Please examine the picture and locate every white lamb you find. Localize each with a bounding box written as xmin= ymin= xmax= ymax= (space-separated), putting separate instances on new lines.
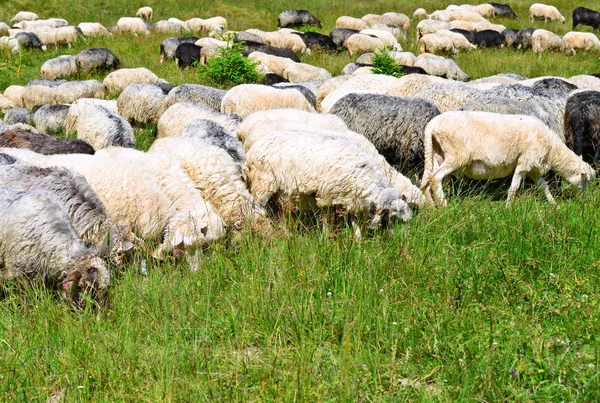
xmin=78 ymin=22 xmax=110 ymax=37
xmin=563 ymin=32 xmax=600 ymax=52
xmin=115 ymin=17 xmax=149 ymax=35
xmin=246 ymin=131 xmax=412 ymax=234
xmin=220 ymin=84 xmax=315 ymax=119
xmin=420 ymin=111 xmax=595 ymax=206
xmin=136 ymin=7 xmax=153 ymax=21
xmin=529 ymin=3 xmax=565 ymax=23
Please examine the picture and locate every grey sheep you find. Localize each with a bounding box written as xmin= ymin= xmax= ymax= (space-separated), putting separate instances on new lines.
xmin=75 ymin=48 xmax=120 ymax=74
xmin=277 ymin=10 xmax=321 ymax=29
xmin=329 ymin=93 xmax=440 ymax=172
xmin=159 ymin=37 xmax=199 ymax=62
xmin=4 ymin=108 xmax=31 ymax=125
xmin=330 ymin=28 xmax=360 ymax=48
xmin=14 ymin=31 xmax=46 ymax=50
xmin=0 ymin=128 xmax=95 ymax=154
xmin=167 ymin=84 xmax=226 ymax=111
xmin=532 ymin=77 xmax=578 ymax=95
xmin=0 ymin=164 xmax=135 ymax=263
xmin=181 ymin=119 xmax=245 ymax=166
xmin=31 ymin=104 xmax=70 ymax=134
xmin=0 ymin=186 xmax=110 ymax=299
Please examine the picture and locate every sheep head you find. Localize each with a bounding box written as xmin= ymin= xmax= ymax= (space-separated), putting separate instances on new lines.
xmin=61 ymin=256 xmax=110 ymax=304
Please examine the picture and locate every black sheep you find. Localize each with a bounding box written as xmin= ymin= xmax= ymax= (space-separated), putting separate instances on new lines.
xmin=565 ymin=91 xmax=600 ymax=162
xmin=472 ymin=30 xmax=505 ymax=47
xmin=277 ymin=10 xmax=321 ymax=29
xmin=292 ymin=32 xmax=337 ymax=51
xmin=174 ymin=43 xmax=202 ymax=69
xmin=572 ymin=7 xmax=600 ymax=31
xmin=488 ymin=2 xmax=518 ymax=19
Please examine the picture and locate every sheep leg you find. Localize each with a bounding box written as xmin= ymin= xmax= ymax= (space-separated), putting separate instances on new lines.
xmin=430 ymin=162 xmax=457 ymax=207
xmin=527 ymin=172 xmax=556 ymax=205
xmin=506 ymin=169 xmax=526 ymax=205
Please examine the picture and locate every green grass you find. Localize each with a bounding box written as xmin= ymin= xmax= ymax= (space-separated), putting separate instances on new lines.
xmin=2 ymin=0 xmax=600 ymax=401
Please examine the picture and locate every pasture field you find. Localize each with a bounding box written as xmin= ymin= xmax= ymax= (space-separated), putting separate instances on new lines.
xmin=1 ymin=0 xmax=600 ymax=401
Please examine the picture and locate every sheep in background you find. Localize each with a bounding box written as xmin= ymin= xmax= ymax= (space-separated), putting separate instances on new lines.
xmin=136 ymin=7 xmax=153 ymax=21
xmin=115 ymin=17 xmax=149 ymax=35
xmin=516 ymin=28 xmax=536 ymax=49
xmin=157 ymin=102 xmax=241 ymax=138
xmin=78 ymin=22 xmax=110 ymax=37
xmin=532 ymin=29 xmax=575 ymax=55
xmin=563 ymin=32 xmax=600 ymax=52
xmin=149 ymin=136 xmax=263 ymax=230
xmin=153 ymin=20 xmax=184 ymax=35
xmin=572 ymin=7 xmax=600 ymax=31
xmin=278 ymin=10 xmax=321 ymax=28
xmin=0 ymin=128 xmax=95 ymax=154
xmin=417 ymin=20 xmax=453 ymax=40
xmin=421 ymin=111 xmax=594 ymax=206
xmin=75 ymin=48 xmax=120 ymax=74
xmin=336 ymin=16 xmax=369 ymax=31
xmin=419 ymin=33 xmax=458 ymax=57
xmin=159 ymin=37 xmax=199 ymax=62
xmin=264 ymin=30 xmax=309 ymax=54
xmin=185 ymin=16 xmax=227 ymax=33
xmin=359 ymin=29 xmax=401 ymax=49
xmin=282 ymin=62 xmax=331 ymax=83
xmin=248 ymin=51 xmax=294 ymax=76
xmin=32 ymin=104 xmax=70 ymax=134
xmin=167 ymin=84 xmax=226 ymax=111
xmin=15 ymin=18 xmax=68 ymax=30
xmin=564 ymin=91 xmax=600 ymax=162
xmin=329 ymin=28 xmax=360 ymax=48
xmin=0 ymin=36 xmax=20 ymax=56
xmin=103 ymin=67 xmax=159 ymax=95
xmin=329 ymin=93 xmax=440 ymax=172
xmin=346 ymin=34 xmax=387 ymax=55
xmin=67 ymin=104 xmax=135 ymax=150
xmin=489 ymin=3 xmax=518 ymax=19
xmin=21 ymin=80 xmax=105 ymax=109
xmin=529 ymin=3 xmax=565 ymax=23
xmin=0 ymin=163 xmax=135 ymax=263
xmin=0 ymin=186 xmax=110 ymax=300
xmin=246 ymin=131 xmax=412 ymax=234
xmin=117 ymin=84 xmax=172 ymax=125
xmin=293 ymin=31 xmax=337 ymax=52
xmin=10 ymin=11 xmax=39 ymax=24
xmin=174 ymin=43 xmax=202 ymax=69
xmin=4 ymin=108 xmax=31 ymax=125
xmin=381 ymin=12 xmax=411 ymax=31
xmin=414 ymin=9 xmax=429 ymax=20
xmin=40 ymin=55 xmax=78 ymax=79
xmin=14 ymin=31 xmax=46 ymax=51
xmin=221 ymin=84 xmax=315 ymax=119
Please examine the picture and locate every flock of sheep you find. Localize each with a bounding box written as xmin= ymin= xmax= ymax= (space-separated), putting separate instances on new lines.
xmin=0 ymin=3 xmax=599 ymax=305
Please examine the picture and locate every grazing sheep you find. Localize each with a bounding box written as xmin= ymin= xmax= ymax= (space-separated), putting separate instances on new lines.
xmin=54 ymin=26 xmax=82 ymax=47
xmin=281 ymin=62 xmax=332 ymax=83
xmin=14 ymin=31 xmax=46 ymax=51
xmin=0 ymin=186 xmax=110 ymax=298
xmin=273 ymin=83 xmax=317 ymax=108
xmin=103 ymin=67 xmax=159 ymax=95
xmin=532 ymin=29 xmax=575 ymax=55
xmin=336 ymin=16 xmax=369 ymax=31
xmin=167 ymin=84 xmax=226 ymax=111
xmin=469 ymin=4 xmax=496 ymax=18
xmin=117 ymin=84 xmax=171 ymax=125
xmin=434 ymin=29 xmax=477 ymax=51
xmin=221 ymin=84 xmax=315 ymax=119
xmin=159 ymin=37 xmax=199 ymax=62
xmin=563 ymin=31 xmax=600 ymax=52
xmin=75 ymin=48 xmax=120 ymax=74
xmin=0 ymin=95 xmax=14 ymax=114
xmin=180 ymin=119 xmax=245 ymax=165
xmin=414 ymin=8 xmax=429 ymax=20
xmin=246 ymin=131 xmax=412 ymax=232
xmin=10 ymin=11 xmax=39 ymax=24
xmin=40 ymin=55 xmax=78 ymax=79
xmin=419 ymin=33 xmax=457 ymax=56
xmin=381 ymin=12 xmax=411 ymax=31
xmin=136 ymin=7 xmax=153 ymax=21
xmin=248 ymin=51 xmax=293 ymax=76
xmin=278 ymin=10 xmax=321 ymax=28
xmin=0 ymin=163 xmax=134 ymax=262
xmin=78 ymin=22 xmax=110 ymax=37
xmin=174 ymin=43 xmax=202 ymax=69
xmin=67 ymin=104 xmax=135 ymax=150
xmin=329 ymin=93 xmax=440 ymax=172
xmin=149 ymin=136 xmax=261 ymax=230
xmin=0 ymin=36 xmax=20 ymax=56
xmin=157 ymin=102 xmax=242 ymax=138
xmin=4 ymin=108 xmax=31 ymax=125
xmin=346 ymin=33 xmax=386 ymax=56
xmin=359 ymin=29 xmax=401 ymax=49
xmin=488 ymin=2 xmax=518 ymax=19
xmin=417 ymin=20 xmax=453 ymax=40
xmin=263 ymin=73 xmax=289 ymax=85
xmin=263 ymin=30 xmax=308 ymax=54
xmin=115 ymin=17 xmax=149 ymax=35
xmin=16 ymin=18 xmax=68 ymax=30
xmin=31 ymin=104 xmax=70 ymax=134
xmin=572 ymin=7 xmax=600 ymax=31
xmin=471 ymin=29 xmax=505 ymax=47
xmin=448 ymin=10 xmax=487 ymax=22
xmin=413 ymin=55 xmax=469 ymax=81
xmin=21 ymin=80 xmax=105 ymax=110
xmin=186 ymin=17 xmax=227 ymax=33
xmin=529 ymin=3 xmax=565 ymax=23
xmin=2 ymin=86 xmax=24 ymax=108
xmin=421 ymin=111 xmax=594 ymax=206
xmin=0 ymin=128 xmax=95 ymax=154
xmin=503 ymin=28 xmax=519 ymax=47
xmin=65 ymin=98 xmax=117 ymax=133
xmin=516 ymin=28 xmax=537 ymax=49
xmin=564 ymin=91 xmax=600 ymax=162
xmin=329 ymin=28 xmax=360 ymax=48
xmin=153 ymin=20 xmax=184 ymax=34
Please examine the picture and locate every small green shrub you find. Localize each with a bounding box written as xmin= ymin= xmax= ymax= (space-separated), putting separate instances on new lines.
xmin=197 ymin=34 xmax=262 ymax=88
xmin=296 ymin=25 xmax=321 ymax=33
xmin=370 ymin=46 xmax=404 ymax=78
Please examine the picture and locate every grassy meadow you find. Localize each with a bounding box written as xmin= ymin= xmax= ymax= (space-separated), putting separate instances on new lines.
xmin=1 ymin=0 xmax=600 ymax=401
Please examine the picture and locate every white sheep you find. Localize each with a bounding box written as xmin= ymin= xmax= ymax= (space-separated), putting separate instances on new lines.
xmin=157 ymin=102 xmax=241 ymax=138
xmin=0 ymin=185 xmax=110 ymax=298
xmin=152 ymin=20 xmax=183 ymax=34
xmin=186 ymin=16 xmax=227 ymax=32
xmin=21 ymin=80 xmax=105 ymax=109
xmin=0 ymin=36 xmax=20 ymax=56
xmin=413 ymin=54 xmax=470 ymax=81
xmin=115 ymin=17 xmax=149 ymax=35
xmin=282 ymin=62 xmax=332 ymax=83
xmin=420 ymin=111 xmax=594 ymax=206
xmin=248 ymin=51 xmax=294 ymax=76
xmin=359 ymin=29 xmax=401 ymax=49
xmin=78 ymin=22 xmax=110 ymax=37
xmin=2 ymin=85 xmax=24 ymax=108
xmin=68 ymin=103 xmax=136 ymax=150
xmin=149 ymin=136 xmax=263 ymax=230
xmin=264 ymin=30 xmax=309 ymax=54
xmin=435 ymin=29 xmax=476 ymax=51
xmin=563 ymin=32 xmax=600 ymax=52
xmin=40 ymin=55 xmax=78 ymax=79
xmin=381 ymin=12 xmax=411 ymax=31
xmin=117 ymin=84 xmax=172 ymax=125
xmin=10 ymin=11 xmax=39 ymax=24
xmin=532 ymin=29 xmax=575 ymax=55
xmin=0 ymin=94 xmax=15 ymax=113
xmin=336 ymin=16 xmax=369 ymax=31
xmin=417 ymin=19 xmax=454 ymax=40
xmin=136 ymin=7 xmax=153 ymax=21
xmin=529 ymin=3 xmax=565 ymax=23
xmin=448 ymin=10 xmax=487 ymax=22
xmin=102 ymin=67 xmax=159 ymax=95
xmin=346 ymin=33 xmax=386 ymax=56
xmin=469 ymin=4 xmax=496 ymax=18
xmin=65 ymin=98 xmax=117 ymax=133
xmin=220 ymin=84 xmax=315 ymax=119
xmin=414 ymin=8 xmax=429 ymax=20
xmin=419 ymin=33 xmax=458 ymax=56
xmin=246 ymin=131 xmax=412 ymax=233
